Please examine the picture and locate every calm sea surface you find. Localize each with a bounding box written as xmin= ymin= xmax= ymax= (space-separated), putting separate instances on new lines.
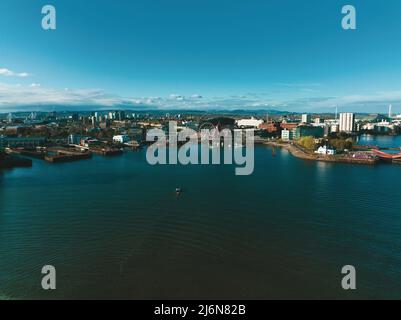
xmin=1 ymin=136 xmax=401 ymax=299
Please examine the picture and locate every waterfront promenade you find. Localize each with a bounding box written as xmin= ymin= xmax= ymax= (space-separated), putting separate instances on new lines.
xmin=263 ymin=141 xmax=379 ymax=165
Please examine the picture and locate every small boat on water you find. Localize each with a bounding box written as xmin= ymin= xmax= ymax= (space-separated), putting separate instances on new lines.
xmin=176 ymin=188 xmax=182 ymax=194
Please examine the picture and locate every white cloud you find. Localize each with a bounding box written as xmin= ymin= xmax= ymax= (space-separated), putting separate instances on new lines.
xmin=0 ymin=82 xmax=400 ymax=113
xmin=0 ymin=68 xmax=29 ymax=78
xmin=0 ymin=84 xmax=126 ymax=109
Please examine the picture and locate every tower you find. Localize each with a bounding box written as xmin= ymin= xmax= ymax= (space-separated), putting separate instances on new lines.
xmin=29 ymin=112 xmax=37 ymax=120
xmin=339 ymin=113 xmax=355 ymax=133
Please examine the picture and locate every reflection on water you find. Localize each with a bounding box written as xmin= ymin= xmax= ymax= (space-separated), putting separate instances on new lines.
xmin=357 ymin=134 xmax=401 ymax=148
xmin=316 ymin=161 xmax=330 ymax=174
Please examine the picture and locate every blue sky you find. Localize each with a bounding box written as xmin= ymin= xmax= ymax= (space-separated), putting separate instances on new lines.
xmin=1 ymin=0 xmax=401 ymax=113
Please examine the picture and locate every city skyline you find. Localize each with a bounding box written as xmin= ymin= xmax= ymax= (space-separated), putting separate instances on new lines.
xmin=2 ymin=0 xmax=401 ymax=113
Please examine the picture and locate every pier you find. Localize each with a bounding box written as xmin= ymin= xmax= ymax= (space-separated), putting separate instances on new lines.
xmin=45 ymin=147 xmax=92 ymax=163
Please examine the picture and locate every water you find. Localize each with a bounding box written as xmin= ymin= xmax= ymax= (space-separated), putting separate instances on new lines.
xmin=1 ymin=145 xmax=401 ymax=299
xmin=357 ymin=134 xmax=401 ymax=149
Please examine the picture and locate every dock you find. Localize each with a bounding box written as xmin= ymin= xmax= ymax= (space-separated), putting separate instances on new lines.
xmin=44 ymin=147 xmax=92 ymax=163
xmin=90 ymin=147 xmax=123 ymax=156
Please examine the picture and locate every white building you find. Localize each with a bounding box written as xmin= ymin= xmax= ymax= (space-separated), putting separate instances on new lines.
xmin=236 ymin=117 xmax=264 ymax=128
xmin=113 ymin=135 xmax=131 ymax=144
xmin=362 ymin=123 xmax=375 ymax=131
xmin=281 ymin=129 xmax=292 ymax=141
xmin=330 ymin=124 xmax=339 ymax=133
xmin=301 ymin=114 xmax=311 ymax=124
xmin=315 ymin=146 xmax=336 ymax=155
xmin=339 ymin=113 xmax=355 ymax=133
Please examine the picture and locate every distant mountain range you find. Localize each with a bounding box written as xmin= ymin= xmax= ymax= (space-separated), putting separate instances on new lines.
xmin=0 ymin=106 xmax=392 ymax=119
xmin=0 ymin=107 xmax=291 ymax=117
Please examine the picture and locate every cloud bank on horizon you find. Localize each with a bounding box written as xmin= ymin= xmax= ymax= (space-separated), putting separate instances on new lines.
xmin=0 ymin=81 xmax=399 ymax=114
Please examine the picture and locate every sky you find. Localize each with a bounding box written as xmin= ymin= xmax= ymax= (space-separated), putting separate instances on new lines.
xmin=1 ymin=0 xmax=401 ymax=113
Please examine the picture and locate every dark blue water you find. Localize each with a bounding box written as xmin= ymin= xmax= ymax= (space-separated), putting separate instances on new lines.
xmin=357 ymin=134 xmax=401 ymax=149
xmin=1 ymin=145 xmax=401 ymax=299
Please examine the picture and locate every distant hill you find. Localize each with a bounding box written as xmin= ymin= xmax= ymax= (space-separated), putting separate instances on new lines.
xmin=0 ymin=107 xmax=291 ymax=118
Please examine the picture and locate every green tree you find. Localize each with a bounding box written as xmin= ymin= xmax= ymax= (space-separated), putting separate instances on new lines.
xmin=298 ymin=136 xmax=316 ymax=151
xmin=329 ymin=138 xmax=353 ymax=151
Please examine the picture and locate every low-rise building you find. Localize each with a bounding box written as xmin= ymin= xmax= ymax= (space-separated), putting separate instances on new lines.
xmin=280 ymin=122 xmax=299 ymax=131
xmin=236 ymin=117 xmax=264 ymax=129
xmin=0 ymin=136 xmax=46 ymax=148
xmin=315 ymin=145 xmax=336 ymax=155
xmin=113 ymin=135 xmax=131 ymax=144
xmin=259 ymin=121 xmax=281 ymax=134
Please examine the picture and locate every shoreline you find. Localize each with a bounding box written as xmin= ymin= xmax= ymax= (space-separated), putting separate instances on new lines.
xmin=262 ymin=141 xmax=379 ymax=165
xmin=0 ymin=139 xmax=393 ymax=169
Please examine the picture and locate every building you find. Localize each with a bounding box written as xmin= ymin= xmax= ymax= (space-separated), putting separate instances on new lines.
xmin=113 ymin=135 xmax=131 ymax=144
xmin=301 ymin=114 xmax=311 ymax=124
xmin=236 ymin=117 xmax=264 ymax=128
xmin=4 ymin=126 xmax=23 ymax=135
xmin=374 ymin=122 xmax=394 ymax=134
xmin=128 ymin=127 xmax=145 ymax=143
xmin=0 ymin=136 xmax=46 ymax=148
xmin=315 ymin=145 xmax=336 ymax=155
xmin=115 ymin=111 xmax=126 ymax=121
xmin=292 ymin=125 xmax=324 ymax=139
xmin=339 ymin=113 xmax=355 ymax=133
xmin=280 ymin=122 xmax=299 ymax=131
xmin=259 ymin=121 xmax=281 ymax=134
xmin=90 ymin=116 xmax=97 ymax=126
xmin=310 ymin=123 xmax=330 ymax=137
xmin=68 ymin=134 xmax=87 ymax=145
xmin=330 ymin=124 xmax=339 ymax=133
xmin=281 ymin=129 xmax=293 ymax=141
xmin=361 ymin=123 xmax=375 ymax=131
